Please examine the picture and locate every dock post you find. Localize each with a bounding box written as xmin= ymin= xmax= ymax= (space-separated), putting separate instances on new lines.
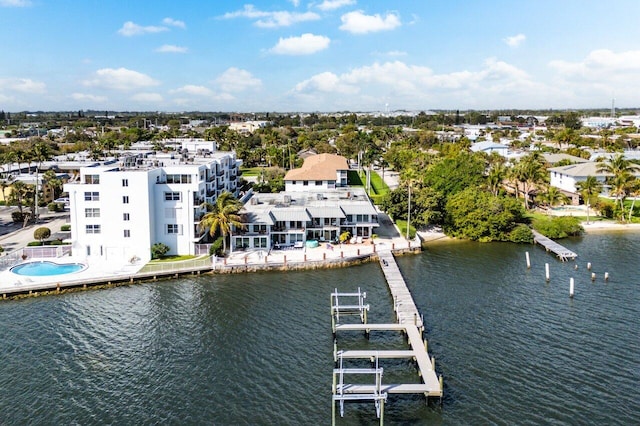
xmin=424 ymin=338 xmax=428 ymax=353
xmin=333 ymin=339 xmax=337 ymax=363
xmin=604 ymin=272 xmax=609 ymax=282
xmin=340 ymin=251 xmax=343 ymax=259
xmin=357 ymin=248 xmax=360 ymax=256
xmin=439 ymin=375 xmax=444 ymax=406
xmin=323 ymin=253 xmax=326 ymax=260
xmin=587 ymin=262 xmax=592 ymax=270
xmin=379 ymin=399 xmax=385 ymax=426
xmin=525 ymin=251 xmax=531 ymax=269
xmin=591 ymin=272 xmax=596 ymax=281
xmin=431 ymin=356 xmax=436 ymax=370
xmin=284 ymin=255 xmax=287 ymax=265
xmin=364 ymin=308 xmax=368 ymax=325
xmin=545 ymin=263 xmax=550 ymax=282
xmin=569 ymin=278 xmax=575 ymax=298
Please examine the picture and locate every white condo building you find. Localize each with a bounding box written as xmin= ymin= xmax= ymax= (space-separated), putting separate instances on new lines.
xmin=64 ymin=145 xmax=241 ymax=263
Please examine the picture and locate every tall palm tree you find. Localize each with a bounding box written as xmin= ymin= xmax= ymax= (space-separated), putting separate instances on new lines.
xmin=575 ymin=175 xmax=603 ymax=224
xmin=514 ymin=153 xmax=548 ymax=209
xmin=198 ymin=191 xmax=245 ymax=255
xmin=487 ymin=164 xmax=507 ymax=196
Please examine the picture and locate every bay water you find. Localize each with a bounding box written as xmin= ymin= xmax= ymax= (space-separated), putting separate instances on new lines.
xmin=1 ymin=232 xmax=638 ymax=425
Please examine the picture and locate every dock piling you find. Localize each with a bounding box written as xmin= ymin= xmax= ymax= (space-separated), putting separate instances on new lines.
xmin=545 ymin=263 xmax=550 ymax=282
xmin=570 ymin=278 xmax=575 ymax=298
xmin=604 ymin=272 xmax=609 ymax=282
xmin=526 ymin=251 xmax=531 ymax=269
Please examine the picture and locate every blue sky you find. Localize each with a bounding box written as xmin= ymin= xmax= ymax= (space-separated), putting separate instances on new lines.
xmin=1 ymin=0 xmax=640 ymax=112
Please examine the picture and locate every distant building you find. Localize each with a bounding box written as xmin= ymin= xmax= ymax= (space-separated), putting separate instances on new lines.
xmin=470 ymin=141 xmax=509 ymax=156
xmin=228 ymin=120 xmax=270 ymax=134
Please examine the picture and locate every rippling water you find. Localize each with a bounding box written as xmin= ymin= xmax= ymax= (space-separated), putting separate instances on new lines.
xmin=0 ymin=233 xmax=638 ymax=425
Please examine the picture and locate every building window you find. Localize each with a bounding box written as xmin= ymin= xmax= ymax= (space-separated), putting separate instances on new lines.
xmin=84 ymin=191 xmax=99 ymax=201
xmin=122 ymin=179 xmax=129 ymax=187
xmin=166 ymin=224 xmax=182 ymax=234
xmin=85 ymin=208 xmax=100 ymax=218
xmin=123 ymin=196 xmax=129 ymax=204
xmin=123 ymin=213 xmax=130 ymax=221
xmin=303 ymin=180 xmax=308 ymax=186
xmin=315 ymin=180 xmax=322 ymax=186
xmin=84 ymin=174 xmax=100 ymax=184
xmin=166 ymin=174 xmax=192 ymax=184
xmin=86 ymin=224 xmax=101 ymax=234
xmin=164 ymin=191 xmax=181 ymax=201
xmin=124 ymin=229 xmax=131 ymax=238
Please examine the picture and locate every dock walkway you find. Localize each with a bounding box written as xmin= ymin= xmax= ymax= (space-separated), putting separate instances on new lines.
xmin=331 ymin=248 xmax=442 ymax=424
xmin=531 ymin=230 xmax=577 ymax=261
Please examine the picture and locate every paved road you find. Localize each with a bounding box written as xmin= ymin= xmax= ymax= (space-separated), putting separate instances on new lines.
xmin=0 ymin=208 xmax=70 ymax=254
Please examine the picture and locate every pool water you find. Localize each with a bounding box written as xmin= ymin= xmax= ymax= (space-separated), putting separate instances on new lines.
xmin=11 ymin=261 xmax=85 ymax=276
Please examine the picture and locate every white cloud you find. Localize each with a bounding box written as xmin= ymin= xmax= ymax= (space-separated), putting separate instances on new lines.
xmin=214 ymin=68 xmax=262 ymax=92
xmin=130 ymin=93 xmax=163 ymax=103
xmin=339 ymin=10 xmax=401 ymax=34
xmin=83 ymin=68 xmax=160 ymax=91
xmin=155 ymin=44 xmax=188 ymax=53
xmin=0 ymin=77 xmax=46 ymax=93
xmin=170 ymin=85 xmax=214 ymax=96
xmin=291 ymin=59 xmax=546 ymax=110
xmin=288 ymin=0 xmax=300 ymax=6
xmin=504 ymin=33 xmax=526 ymax=48
xmin=0 ymin=0 xmax=31 ymax=6
xmin=162 ymin=17 xmax=186 ymax=29
xmin=549 ymin=49 xmax=640 ymax=78
xmin=70 ymin=93 xmax=107 ymax=103
xmin=222 ymin=5 xmax=320 ymax=28
xmin=316 ymin=0 xmax=356 ymax=11
xmin=270 ymin=33 xmax=330 ymax=55
xmin=117 ymin=21 xmax=168 ymax=36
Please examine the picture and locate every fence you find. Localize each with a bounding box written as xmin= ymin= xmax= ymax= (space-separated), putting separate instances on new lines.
xmin=23 ymin=245 xmax=72 ymax=259
xmin=194 ymin=244 xmax=212 ymax=256
xmin=138 ymin=256 xmax=213 ymax=274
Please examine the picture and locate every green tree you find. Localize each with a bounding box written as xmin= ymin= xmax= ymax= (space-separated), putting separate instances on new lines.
xmin=597 ymin=154 xmax=640 ymax=217
xmin=575 ymin=176 xmax=603 ymax=224
xmin=198 ymin=192 xmax=245 ymax=254
xmin=513 ymin=152 xmax=549 ymax=209
xmin=33 ymin=226 xmax=51 ymax=244
xmin=536 ymin=186 xmax=569 ymax=209
xmin=444 ymin=187 xmax=529 ymax=242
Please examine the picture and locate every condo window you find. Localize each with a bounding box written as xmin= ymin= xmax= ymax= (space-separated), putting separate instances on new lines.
xmin=85 ymin=208 xmax=100 ymax=218
xmin=123 ymin=196 xmax=129 ymax=204
xmin=122 ymin=179 xmax=129 ymax=187
xmin=84 ymin=191 xmax=99 ymax=201
xmin=166 ymin=174 xmax=192 ymax=184
xmin=167 ymin=224 xmax=182 ymax=234
xmin=86 ymin=224 xmax=101 ymax=234
xmin=315 ymin=181 xmax=322 ymax=186
xmin=303 ymin=181 xmax=308 ymax=186
xmin=123 ymin=213 xmax=130 ymax=221
xmin=165 ymin=192 xmax=181 ymax=201
xmin=124 ymin=229 xmax=131 ymax=238
xmin=84 ymin=174 xmax=100 ymax=184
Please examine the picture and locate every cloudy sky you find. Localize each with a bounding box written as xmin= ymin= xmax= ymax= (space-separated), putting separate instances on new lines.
xmin=1 ymin=0 xmax=640 ymax=112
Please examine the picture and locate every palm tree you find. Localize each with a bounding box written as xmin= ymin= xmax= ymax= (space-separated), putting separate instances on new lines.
xmin=198 ymin=191 xmax=245 ymax=255
xmin=536 ymin=186 xmax=569 ymax=211
xmin=575 ymin=176 xmax=603 ymax=224
xmin=514 ymin=153 xmax=548 ymax=209
xmin=487 ymin=164 xmax=507 ymax=196
xmin=597 ymin=154 xmax=640 ymax=215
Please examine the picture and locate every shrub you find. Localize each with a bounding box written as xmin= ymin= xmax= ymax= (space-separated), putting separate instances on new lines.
xmin=61 ymin=224 xmax=71 ymax=231
xmin=33 ymin=227 xmax=51 ymax=243
xmin=151 ymin=243 xmax=171 ymax=259
xmin=508 ymin=224 xmax=534 ymax=243
xmin=209 ymin=237 xmax=224 ymax=257
xmin=339 ymin=231 xmax=351 ymax=243
xmin=47 ymin=202 xmax=65 ymax=212
xmin=11 ymin=211 xmax=26 ymax=223
xmin=532 ymin=216 xmax=583 ymax=239
xmin=27 ymin=241 xmax=43 ymax=246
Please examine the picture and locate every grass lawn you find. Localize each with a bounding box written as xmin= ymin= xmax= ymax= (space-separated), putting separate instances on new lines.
xmin=395 ymin=219 xmax=416 ymax=239
xmin=239 ymin=167 xmax=262 ymax=177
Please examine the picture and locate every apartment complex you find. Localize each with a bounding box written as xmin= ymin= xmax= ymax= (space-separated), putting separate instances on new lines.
xmin=233 ymin=153 xmax=378 ymax=251
xmin=64 ymin=145 xmax=240 ymax=262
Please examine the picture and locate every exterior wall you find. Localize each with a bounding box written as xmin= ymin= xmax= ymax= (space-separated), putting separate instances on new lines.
xmin=65 ymin=168 xmax=154 ymax=263
xmin=549 ymin=171 xmax=608 ymax=195
xmin=285 ymin=179 xmax=336 ymax=192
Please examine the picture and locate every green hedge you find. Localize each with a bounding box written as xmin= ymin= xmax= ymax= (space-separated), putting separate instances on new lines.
xmin=532 ymin=216 xmax=584 ymax=239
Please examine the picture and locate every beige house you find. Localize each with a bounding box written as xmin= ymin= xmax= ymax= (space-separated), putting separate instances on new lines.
xmin=284 ymin=153 xmax=349 ymax=192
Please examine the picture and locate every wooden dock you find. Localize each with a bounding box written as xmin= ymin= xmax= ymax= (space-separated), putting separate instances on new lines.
xmin=377 ymin=249 xmax=423 ymax=328
xmin=331 ymin=249 xmax=442 ymax=424
xmin=531 ymin=230 xmax=577 ymax=261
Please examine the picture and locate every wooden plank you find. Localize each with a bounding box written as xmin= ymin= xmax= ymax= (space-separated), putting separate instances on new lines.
xmin=335 ymin=323 xmax=407 ymax=331
xmin=338 ymin=383 xmax=435 ymax=395
xmin=338 ymin=350 xmax=416 ymax=359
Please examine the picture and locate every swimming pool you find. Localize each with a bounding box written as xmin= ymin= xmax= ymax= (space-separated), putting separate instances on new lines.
xmin=11 ymin=261 xmax=86 ymax=277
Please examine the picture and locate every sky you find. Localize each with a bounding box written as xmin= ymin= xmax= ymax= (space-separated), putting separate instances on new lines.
xmin=1 ymin=0 xmax=640 ymax=113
